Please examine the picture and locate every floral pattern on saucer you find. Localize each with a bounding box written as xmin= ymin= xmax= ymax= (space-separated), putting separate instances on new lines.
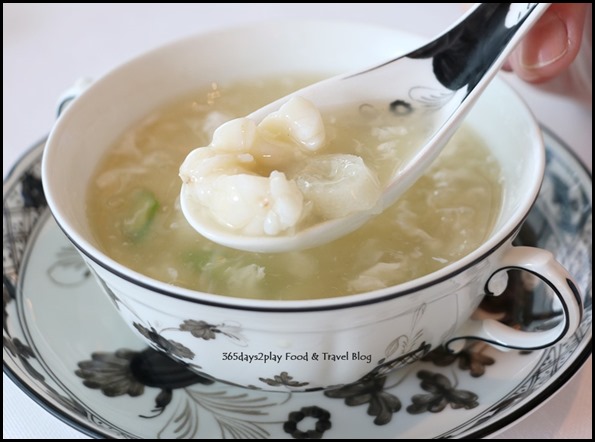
xmin=3 ymin=128 xmax=592 ymax=439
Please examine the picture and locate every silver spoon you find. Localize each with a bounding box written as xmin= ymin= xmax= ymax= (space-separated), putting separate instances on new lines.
xmin=181 ymin=3 xmax=550 ymax=253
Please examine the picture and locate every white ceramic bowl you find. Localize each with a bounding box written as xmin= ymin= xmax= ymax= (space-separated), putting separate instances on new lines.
xmin=42 ymin=20 xmax=583 ymax=391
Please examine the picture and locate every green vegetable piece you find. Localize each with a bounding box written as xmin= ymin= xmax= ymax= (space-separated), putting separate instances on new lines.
xmin=121 ymin=189 xmax=159 ymax=242
xmin=183 ymin=250 xmax=214 ymax=271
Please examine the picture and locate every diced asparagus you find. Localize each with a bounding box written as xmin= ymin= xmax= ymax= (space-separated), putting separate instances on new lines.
xmin=121 ymin=189 xmax=159 ymax=242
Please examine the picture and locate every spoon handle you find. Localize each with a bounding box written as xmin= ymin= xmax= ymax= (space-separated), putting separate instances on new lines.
xmin=406 ymin=3 xmax=550 ymax=92
xmin=373 ymin=3 xmax=551 ymax=209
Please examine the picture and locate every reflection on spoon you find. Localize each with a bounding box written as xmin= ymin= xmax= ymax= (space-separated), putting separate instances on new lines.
xmin=180 ymin=3 xmax=550 ymax=253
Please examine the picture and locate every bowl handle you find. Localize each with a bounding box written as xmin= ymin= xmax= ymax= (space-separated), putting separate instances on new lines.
xmin=56 ymin=77 xmax=93 ymax=117
xmin=446 ymin=246 xmax=583 ymax=353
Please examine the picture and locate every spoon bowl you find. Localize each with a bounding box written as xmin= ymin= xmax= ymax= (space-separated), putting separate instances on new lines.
xmin=180 ymin=3 xmax=550 ymax=253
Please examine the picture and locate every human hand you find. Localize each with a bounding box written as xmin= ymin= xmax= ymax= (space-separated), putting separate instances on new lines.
xmin=503 ymin=3 xmax=591 ymax=84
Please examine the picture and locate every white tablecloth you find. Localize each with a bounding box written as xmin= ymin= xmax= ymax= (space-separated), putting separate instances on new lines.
xmin=3 ymin=3 xmax=592 ymax=439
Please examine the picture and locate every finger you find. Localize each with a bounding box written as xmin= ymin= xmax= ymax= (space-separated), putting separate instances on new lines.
xmin=501 ymin=60 xmax=513 ymax=72
xmin=507 ymin=3 xmax=589 ymax=83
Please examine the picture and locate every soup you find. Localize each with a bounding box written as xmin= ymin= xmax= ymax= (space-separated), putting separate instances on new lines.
xmin=87 ymin=75 xmax=503 ymax=300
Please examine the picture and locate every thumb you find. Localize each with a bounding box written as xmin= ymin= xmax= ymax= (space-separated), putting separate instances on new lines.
xmin=507 ymin=3 xmax=590 ymax=83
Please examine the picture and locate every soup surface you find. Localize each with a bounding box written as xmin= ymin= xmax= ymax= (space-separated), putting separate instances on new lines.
xmin=87 ymin=75 xmax=503 ymax=300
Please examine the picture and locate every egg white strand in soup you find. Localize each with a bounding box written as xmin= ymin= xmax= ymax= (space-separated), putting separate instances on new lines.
xmin=86 ymin=75 xmax=503 ymax=301
xmin=179 ymin=96 xmax=382 ymax=237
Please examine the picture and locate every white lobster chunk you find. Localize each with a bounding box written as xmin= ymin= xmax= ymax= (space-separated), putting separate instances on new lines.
xmin=258 ymin=96 xmax=326 ymax=151
xmin=201 ymin=171 xmax=304 ymax=236
xmin=179 ymin=148 xmax=255 ymax=185
xmin=202 ymin=111 xmax=234 ymax=138
xmin=211 ymin=118 xmax=257 ymax=153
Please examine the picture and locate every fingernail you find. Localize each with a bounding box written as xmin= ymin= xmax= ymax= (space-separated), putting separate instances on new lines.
xmin=520 ymin=11 xmax=569 ymax=70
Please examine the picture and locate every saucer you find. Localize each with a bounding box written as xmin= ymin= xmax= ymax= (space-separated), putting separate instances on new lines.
xmin=3 ymin=128 xmax=592 ymax=439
